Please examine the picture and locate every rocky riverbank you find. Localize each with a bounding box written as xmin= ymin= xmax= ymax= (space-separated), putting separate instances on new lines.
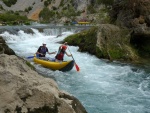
xmin=0 ymin=37 xmax=87 ymax=113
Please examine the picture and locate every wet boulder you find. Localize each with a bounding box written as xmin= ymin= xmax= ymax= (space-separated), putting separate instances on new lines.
xmin=0 ymin=36 xmax=15 ymax=55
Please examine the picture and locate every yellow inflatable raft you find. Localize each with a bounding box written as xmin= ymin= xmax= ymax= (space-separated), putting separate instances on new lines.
xmin=77 ymin=22 xmax=90 ymax=24
xmin=33 ymin=57 xmax=74 ymax=72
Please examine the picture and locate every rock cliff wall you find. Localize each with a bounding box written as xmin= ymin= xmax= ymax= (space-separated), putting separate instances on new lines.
xmin=110 ymin=0 xmax=150 ymax=59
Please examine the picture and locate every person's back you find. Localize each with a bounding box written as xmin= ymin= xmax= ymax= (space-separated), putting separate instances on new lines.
xmin=55 ymin=45 xmax=66 ymax=61
xmin=55 ymin=42 xmax=72 ymax=61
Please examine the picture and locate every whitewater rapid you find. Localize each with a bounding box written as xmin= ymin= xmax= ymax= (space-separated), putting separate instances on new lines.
xmin=1 ymin=27 xmax=150 ymax=113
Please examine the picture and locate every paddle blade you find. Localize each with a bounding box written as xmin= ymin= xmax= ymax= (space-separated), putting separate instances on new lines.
xmin=75 ymin=63 xmax=80 ymax=71
xmin=27 ymin=56 xmax=34 ymax=59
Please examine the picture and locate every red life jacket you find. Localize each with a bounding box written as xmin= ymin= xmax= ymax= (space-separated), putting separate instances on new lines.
xmin=55 ymin=45 xmax=67 ymax=60
xmin=55 ymin=52 xmax=64 ymax=60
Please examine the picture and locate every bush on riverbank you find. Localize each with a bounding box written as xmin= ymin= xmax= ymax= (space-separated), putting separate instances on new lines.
xmin=0 ymin=12 xmax=31 ymax=25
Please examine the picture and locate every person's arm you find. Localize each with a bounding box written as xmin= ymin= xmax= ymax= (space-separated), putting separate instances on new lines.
xmin=48 ymin=51 xmax=56 ymax=54
xmin=47 ymin=48 xmax=56 ymax=54
xmin=65 ymin=51 xmax=72 ymax=57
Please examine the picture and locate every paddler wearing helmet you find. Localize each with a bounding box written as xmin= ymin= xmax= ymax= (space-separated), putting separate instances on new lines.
xmin=36 ymin=43 xmax=56 ymax=57
xmin=55 ymin=42 xmax=72 ymax=61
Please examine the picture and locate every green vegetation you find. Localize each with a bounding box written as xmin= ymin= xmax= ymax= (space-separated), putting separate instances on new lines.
xmin=0 ymin=5 xmax=3 ymax=10
xmin=96 ymin=0 xmax=114 ymax=6
xmin=39 ymin=4 xmax=80 ymax=23
xmin=60 ymin=0 xmax=64 ymax=7
xmin=96 ymin=8 xmax=111 ymax=24
xmin=61 ymin=6 xmax=79 ymax=17
xmin=64 ymin=26 xmax=139 ymax=61
xmin=25 ymin=6 xmax=33 ymax=13
xmin=64 ymin=27 xmax=98 ymax=54
xmin=44 ymin=0 xmax=52 ymax=7
xmin=58 ymin=4 xmax=81 ymax=20
xmin=0 ymin=12 xmax=31 ymax=25
xmin=109 ymin=48 xmax=125 ymax=59
xmin=87 ymin=5 xmax=96 ymax=14
xmin=26 ymin=61 xmax=35 ymax=70
xmin=39 ymin=7 xmax=55 ymax=23
xmin=2 ymin=0 xmax=17 ymax=7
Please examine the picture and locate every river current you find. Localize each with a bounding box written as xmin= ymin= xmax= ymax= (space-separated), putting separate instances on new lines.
xmin=1 ymin=25 xmax=150 ymax=113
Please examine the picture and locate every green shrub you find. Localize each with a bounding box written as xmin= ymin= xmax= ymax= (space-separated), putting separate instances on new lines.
xmin=96 ymin=0 xmax=114 ymax=6
xmin=96 ymin=8 xmax=111 ymax=24
xmin=0 ymin=13 xmax=29 ymax=25
xmin=2 ymin=0 xmax=17 ymax=7
xmin=25 ymin=6 xmax=32 ymax=13
xmin=60 ymin=0 xmax=64 ymax=6
xmin=61 ymin=6 xmax=79 ymax=18
xmin=52 ymin=6 xmax=57 ymax=10
xmin=0 ymin=5 xmax=3 ymax=10
xmin=44 ymin=0 xmax=52 ymax=7
xmin=39 ymin=7 xmax=55 ymax=22
xmin=44 ymin=1 xmax=49 ymax=7
xmin=87 ymin=5 xmax=96 ymax=14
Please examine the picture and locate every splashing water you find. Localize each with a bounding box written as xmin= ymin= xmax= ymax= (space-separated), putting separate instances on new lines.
xmin=1 ymin=27 xmax=150 ymax=113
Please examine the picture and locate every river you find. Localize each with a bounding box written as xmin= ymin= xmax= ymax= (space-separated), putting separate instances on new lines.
xmin=1 ymin=25 xmax=150 ymax=113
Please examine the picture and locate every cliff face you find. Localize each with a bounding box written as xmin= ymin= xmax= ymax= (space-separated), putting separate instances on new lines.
xmin=0 ymin=0 xmax=44 ymax=21
xmin=110 ymin=0 xmax=150 ymax=28
xmin=0 ymin=0 xmax=90 ymax=21
xmin=110 ymin=0 xmax=150 ymax=59
xmin=0 ymin=37 xmax=87 ymax=113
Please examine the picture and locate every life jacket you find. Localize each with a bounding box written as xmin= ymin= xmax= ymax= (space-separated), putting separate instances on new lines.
xmin=40 ymin=46 xmax=47 ymax=54
xmin=55 ymin=45 xmax=67 ymax=60
xmin=39 ymin=46 xmax=47 ymax=57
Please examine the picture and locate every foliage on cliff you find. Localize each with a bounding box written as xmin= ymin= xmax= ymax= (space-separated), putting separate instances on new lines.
xmin=64 ymin=25 xmax=139 ymax=62
xmin=39 ymin=7 xmax=55 ymax=23
xmin=64 ymin=27 xmax=98 ymax=55
xmin=0 ymin=12 xmax=30 ymax=25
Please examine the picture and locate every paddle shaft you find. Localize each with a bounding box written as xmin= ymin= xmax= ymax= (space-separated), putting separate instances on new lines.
xmin=67 ymin=47 xmax=74 ymax=60
xmin=27 ymin=56 xmax=34 ymax=59
xmin=67 ymin=46 xmax=80 ymax=71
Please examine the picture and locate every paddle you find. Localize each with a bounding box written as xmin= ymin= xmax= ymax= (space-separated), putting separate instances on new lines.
xmin=27 ymin=56 xmax=34 ymax=59
xmin=67 ymin=46 xmax=80 ymax=71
